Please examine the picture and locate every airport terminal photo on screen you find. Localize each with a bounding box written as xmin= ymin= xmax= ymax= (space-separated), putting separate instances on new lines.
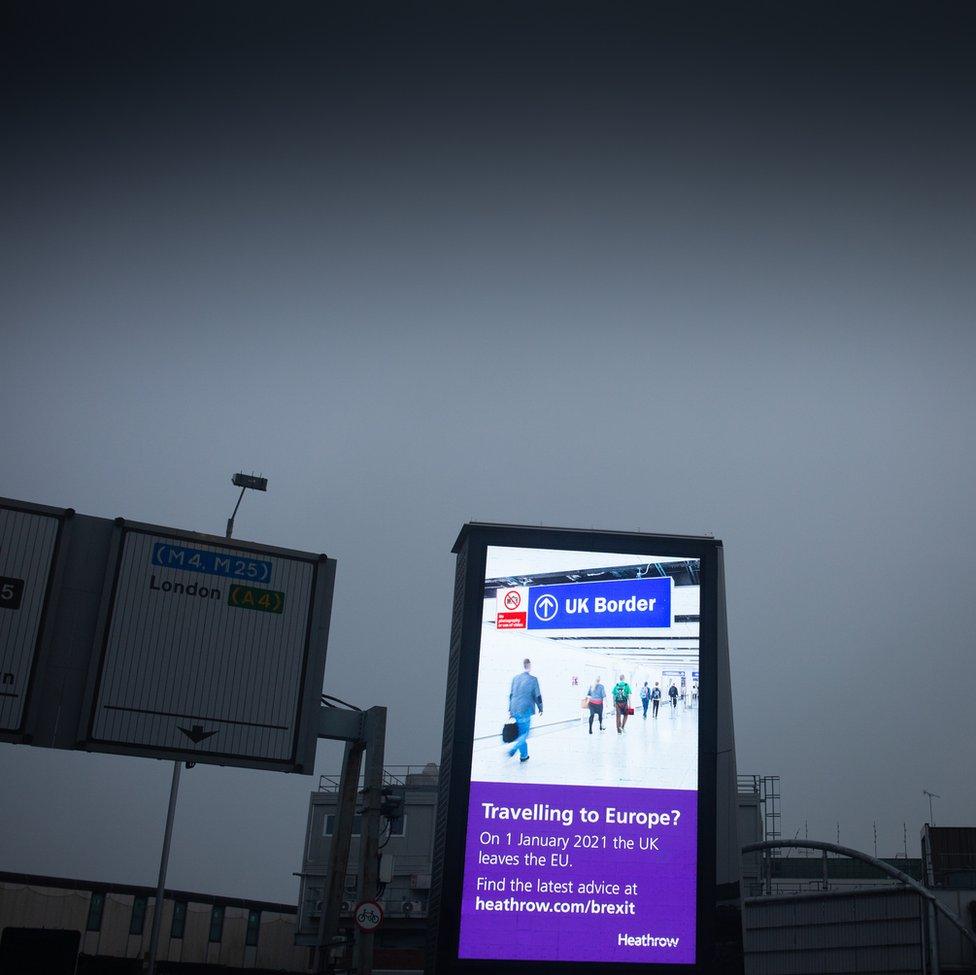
xmin=471 ymin=546 xmax=700 ymax=789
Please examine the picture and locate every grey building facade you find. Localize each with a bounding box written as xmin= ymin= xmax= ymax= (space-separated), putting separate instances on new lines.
xmin=296 ymin=764 xmax=441 ymax=971
xmin=0 ymin=870 xmax=307 ymax=973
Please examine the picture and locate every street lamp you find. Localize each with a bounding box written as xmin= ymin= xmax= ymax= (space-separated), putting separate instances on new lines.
xmin=147 ymin=471 xmax=270 ymax=975
xmin=226 ymin=472 xmax=268 ymax=538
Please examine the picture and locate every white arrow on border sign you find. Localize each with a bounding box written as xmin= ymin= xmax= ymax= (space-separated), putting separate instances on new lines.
xmin=533 ymin=594 xmax=558 ymax=622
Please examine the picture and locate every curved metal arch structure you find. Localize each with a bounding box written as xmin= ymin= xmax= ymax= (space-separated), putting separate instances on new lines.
xmin=742 ymin=838 xmax=976 ymax=953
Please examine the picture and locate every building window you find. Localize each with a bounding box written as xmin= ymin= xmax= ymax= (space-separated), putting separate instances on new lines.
xmin=388 ymin=814 xmax=406 ymax=837
xmin=305 ymin=885 xmax=324 ymax=921
xmin=209 ymin=905 xmax=225 ymax=943
xmin=324 ymin=813 xmax=361 ymax=836
xmin=324 ymin=814 xmax=407 ymax=837
xmin=171 ymin=901 xmax=187 ymax=939
xmin=129 ymin=896 xmax=148 ymax=936
xmin=86 ymin=892 xmax=105 ymax=932
xmin=245 ymin=909 xmax=261 ymax=947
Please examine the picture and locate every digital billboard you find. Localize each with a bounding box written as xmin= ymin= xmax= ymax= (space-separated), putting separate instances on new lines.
xmin=430 ymin=526 xmax=717 ymax=975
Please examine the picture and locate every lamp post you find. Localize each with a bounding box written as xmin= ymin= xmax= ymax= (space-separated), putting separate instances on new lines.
xmin=146 ymin=472 xmax=268 ymax=975
xmin=923 ymin=789 xmax=941 ymax=826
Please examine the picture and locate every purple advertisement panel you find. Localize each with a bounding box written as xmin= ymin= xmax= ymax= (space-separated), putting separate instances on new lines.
xmin=460 ymin=545 xmax=701 ymax=966
xmin=461 ymin=781 xmax=697 ymax=963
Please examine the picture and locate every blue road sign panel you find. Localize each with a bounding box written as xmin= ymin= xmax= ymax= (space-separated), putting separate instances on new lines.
xmin=150 ymin=542 xmax=272 ymax=584
xmin=525 ymin=576 xmax=671 ymax=629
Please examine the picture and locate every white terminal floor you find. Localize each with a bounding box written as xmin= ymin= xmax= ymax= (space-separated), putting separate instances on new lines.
xmin=471 ymin=702 xmax=698 ymax=792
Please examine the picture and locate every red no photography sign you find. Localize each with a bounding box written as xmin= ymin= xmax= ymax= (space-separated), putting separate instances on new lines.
xmin=495 ymin=587 xmax=527 ymax=629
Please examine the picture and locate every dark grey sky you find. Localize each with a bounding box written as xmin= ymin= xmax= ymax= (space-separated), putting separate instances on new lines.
xmin=2 ymin=2 xmax=975 ymax=901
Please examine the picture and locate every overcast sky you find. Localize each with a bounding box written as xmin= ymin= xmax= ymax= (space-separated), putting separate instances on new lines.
xmin=1 ymin=2 xmax=975 ymax=902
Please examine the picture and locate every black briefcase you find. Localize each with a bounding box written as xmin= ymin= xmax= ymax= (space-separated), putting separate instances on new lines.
xmin=502 ymin=720 xmax=518 ymax=743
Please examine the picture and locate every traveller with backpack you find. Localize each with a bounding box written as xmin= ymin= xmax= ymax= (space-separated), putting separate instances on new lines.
xmin=650 ymin=682 xmax=662 ymax=718
xmin=611 ymin=674 xmax=631 ymax=734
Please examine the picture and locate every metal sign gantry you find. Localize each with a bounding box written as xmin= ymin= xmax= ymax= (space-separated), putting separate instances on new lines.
xmin=0 ymin=498 xmax=334 ymax=773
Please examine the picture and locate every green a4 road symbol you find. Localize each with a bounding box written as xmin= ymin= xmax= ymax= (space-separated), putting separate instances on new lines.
xmin=228 ymin=584 xmax=284 ymax=614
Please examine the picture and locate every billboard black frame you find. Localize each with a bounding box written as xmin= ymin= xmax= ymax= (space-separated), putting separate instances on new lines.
xmin=429 ymin=522 xmax=719 ymax=975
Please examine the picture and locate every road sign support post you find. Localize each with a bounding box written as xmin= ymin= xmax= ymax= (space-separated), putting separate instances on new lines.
xmin=146 ymin=759 xmax=182 ymax=975
xmin=354 ymin=707 xmax=386 ymax=975
xmin=316 ymin=707 xmax=365 ymax=743
xmin=315 ymin=737 xmax=365 ymax=973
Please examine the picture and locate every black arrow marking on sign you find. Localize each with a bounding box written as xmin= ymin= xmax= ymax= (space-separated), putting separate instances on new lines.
xmin=178 ymin=724 xmax=218 ymax=744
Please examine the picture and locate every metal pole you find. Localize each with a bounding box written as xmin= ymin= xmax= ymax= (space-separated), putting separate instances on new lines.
xmin=927 ymin=898 xmax=941 ymax=975
xmin=226 ymin=486 xmax=246 ymax=539
xmin=355 ymin=707 xmax=386 ymax=975
xmin=146 ymin=760 xmax=182 ymax=975
xmin=315 ymin=739 xmax=365 ymax=973
xmin=924 ymin=789 xmax=940 ymax=827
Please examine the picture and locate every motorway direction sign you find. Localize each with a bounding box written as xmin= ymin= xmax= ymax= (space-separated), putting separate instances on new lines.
xmin=0 ymin=502 xmax=62 ymax=733
xmin=81 ymin=523 xmax=333 ymax=771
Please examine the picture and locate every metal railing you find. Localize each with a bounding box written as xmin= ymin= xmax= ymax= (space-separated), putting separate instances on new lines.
xmin=738 ymin=773 xmax=762 ymax=796
xmin=318 ymin=764 xmax=439 ymax=791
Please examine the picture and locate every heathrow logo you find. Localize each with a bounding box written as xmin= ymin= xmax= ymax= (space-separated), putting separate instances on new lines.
xmin=533 ymin=593 xmax=559 ymax=622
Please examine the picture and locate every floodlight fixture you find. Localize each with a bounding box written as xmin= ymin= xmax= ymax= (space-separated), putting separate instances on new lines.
xmin=226 ymin=471 xmax=269 ymax=538
xmin=232 ymin=472 xmax=268 ymax=492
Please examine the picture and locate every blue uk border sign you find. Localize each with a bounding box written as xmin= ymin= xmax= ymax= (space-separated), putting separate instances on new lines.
xmin=526 ymin=576 xmax=672 ymax=629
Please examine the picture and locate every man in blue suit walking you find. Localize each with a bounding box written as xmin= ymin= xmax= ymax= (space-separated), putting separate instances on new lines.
xmin=508 ymin=658 xmax=543 ymax=763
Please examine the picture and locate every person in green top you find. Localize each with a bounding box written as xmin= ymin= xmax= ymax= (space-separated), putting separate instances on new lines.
xmin=611 ymin=674 xmax=631 ymax=734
